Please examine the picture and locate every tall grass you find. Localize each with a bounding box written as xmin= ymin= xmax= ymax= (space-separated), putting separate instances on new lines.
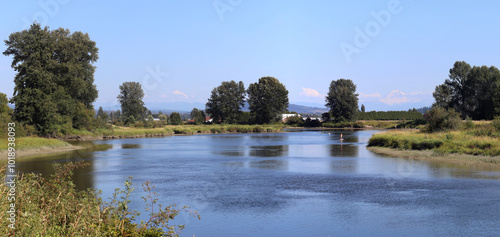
xmin=0 ymin=162 xmax=199 ymax=236
xmin=368 ymin=125 xmax=500 ymax=156
xmin=0 ymin=137 xmax=70 ymax=151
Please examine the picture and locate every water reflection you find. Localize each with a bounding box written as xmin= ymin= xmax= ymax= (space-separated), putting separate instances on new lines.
xmin=329 ymin=132 xmax=359 ymax=157
xmin=121 ymin=144 xmax=141 ymax=149
xmin=211 ymin=135 xmax=246 ymax=157
xmin=15 ymin=141 xmax=112 ymax=190
xmin=250 ymin=145 xmax=289 ymax=157
xmin=250 ymin=159 xmax=288 ymax=171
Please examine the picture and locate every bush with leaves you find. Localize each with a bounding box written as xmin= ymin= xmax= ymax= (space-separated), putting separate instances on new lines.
xmin=423 ymin=107 xmax=461 ymax=132
xmin=0 ymin=162 xmax=199 ymax=236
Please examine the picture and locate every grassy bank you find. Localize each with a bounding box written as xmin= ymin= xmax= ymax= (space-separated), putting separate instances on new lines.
xmin=0 ymin=137 xmax=82 ymax=159
xmin=0 ymin=124 xmax=284 ymax=157
xmin=368 ymin=124 xmax=500 ymax=159
xmin=66 ymin=124 xmax=284 ymax=139
xmin=0 ymin=136 xmax=70 ymax=150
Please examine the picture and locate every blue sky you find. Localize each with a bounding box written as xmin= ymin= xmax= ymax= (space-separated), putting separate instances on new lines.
xmin=1 ymin=0 xmax=500 ymax=111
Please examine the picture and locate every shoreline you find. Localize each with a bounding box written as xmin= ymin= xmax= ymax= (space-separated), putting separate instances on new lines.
xmin=367 ymin=146 xmax=500 ymax=168
xmin=1 ymin=126 xmax=285 ymax=160
xmin=0 ymin=144 xmax=86 ymax=160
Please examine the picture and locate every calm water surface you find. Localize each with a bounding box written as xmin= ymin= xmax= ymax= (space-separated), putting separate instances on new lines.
xmin=16 ymin=130 xmax=500 ymax=236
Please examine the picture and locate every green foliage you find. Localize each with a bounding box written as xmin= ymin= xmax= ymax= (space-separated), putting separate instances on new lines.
xmin=3 ymin=23 xmax=99 ymax=136
xmin=0 ymin=92 xmax=13 ymax=138
xmin=464 ymin=117 xmax=475 ymax=129
xmin=96 ymin=106 xmax=109 ymax=121
xmin=325 ymin=79 xmax=359 ymax=122
xmin=424 ymin=107 xmax=461 ymax=132
xmin=205 ymin=81 xmax=246 ymax=124
xmin=0 ymin=136 xmax=69 ymax=151
xmin=285 ymin=115 xmax=303 ymax=126
xmin=158 ymin=114 xmax=168 ymax=122
xmin=0 ymin=162 xmax=199 ymax=236
xmin=190 ymin=108 xmax=206 ymax=125
xmin=322 ymin=121 xmax=365 ymax=128
xmin=369 ymin=123 xmax=500 ymax=157
xmin=361 ymin=104 xmax=365 ymax=113
xmin=493 ymin=116 xmax=500 ymax=131
xmin=247 ymin=77 xmax=289 ymax=124
xmin=368 ymin=133 xmax=443 ymax=150
xmin=117 ymin=82 xmax=147 ymax=124
xmin=357 ymin=110 xmax=424 ymax=120
xmin=433 ymin=61 xmax=500 ymax=120
xmin=169 ymin=112 xmax=182 ymax=125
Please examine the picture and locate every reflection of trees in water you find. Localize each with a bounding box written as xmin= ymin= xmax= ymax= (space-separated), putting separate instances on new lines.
xmin=329 ymin=132 xmax=359 ymax=157
xmin=211 ymin=135 xmax=246 ymax=157
xmin=329 ymin=133 xmax=359 ymax=173
xmin=15 ymin=141 xmax=113 ymax=191
xmin=121 ymin=144 xmax=141 ymax=149
xmin=250 ymin=159 xmax=288 ymax=171
xmin=329 ymin=144 xmax=359 ymax=157
xmin=250 ymin=145 xmax=288 ymax=157
xmin=427 ymin=161 xmax=500 ymax=179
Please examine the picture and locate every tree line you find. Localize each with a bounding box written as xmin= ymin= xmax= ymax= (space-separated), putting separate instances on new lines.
xmin=433 ymin=61 xmax=500 ymax=120
xmin=357 ymin=110 xmax=424 ymax=121
xmin=3 ymin=23 xmax=444 ymax=136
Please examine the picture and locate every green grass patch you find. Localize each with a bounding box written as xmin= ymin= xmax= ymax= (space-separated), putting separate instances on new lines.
xmin=0 ymin=136 xmax=70 ymax=151
xmin=322 ymin=121 xmax=365 ymax=128
xmin=368 ymin=128 xmax=500 ymax=156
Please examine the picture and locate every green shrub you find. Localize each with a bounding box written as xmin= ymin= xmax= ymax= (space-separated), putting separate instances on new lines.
xmin=0 ymin=162 xmax=199 ymax=236
xmin=464 ymin=117 xmax=475 ymax=129
xmin=493 ymin=116 xmax=500 ymax=131
xmin=253 ymin=126 xmax=264 ymax=132
xmin=368 ymin=133 xmax=442 ymax=150
xmin=423 ymin=107 xmax=461 ymax=132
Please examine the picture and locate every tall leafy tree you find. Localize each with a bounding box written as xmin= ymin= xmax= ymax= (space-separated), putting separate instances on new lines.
xmin=96 ymin=106 xmax=109 ymax=121
xmin=169 ymin=112 xmax=182 ymax=125
xmin=205 ymin=80 xmax=246 ymax=124
xmin=325 ymin=79 xmax=359 ymax=122
xmin=247 ymin=77 xmax=289 ymax=124
xmin=433 ymin=61 xmax=500 ymax=119
xmin=361 ymin=104 xmax=365 ymax=113
xmin=0 ymin=92 xmax=13 ymax=136
xmin=466 ymin=65 xmax=500 ymax=120
xmin=3 ymin=23 xmax=98 ymax=134
xmin=117 ymin=82 xmax=147 ymax=124
xmin=190 ymin=108 xmax=206 ymax=125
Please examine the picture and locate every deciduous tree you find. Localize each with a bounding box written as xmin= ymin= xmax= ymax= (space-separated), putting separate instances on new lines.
xmin=3 ymin=23 xmax=99 ymax=135
xmin=247 ymin=77 xmax=289 ymax=124
xmin=325 ymin=79 xmax=359 ymax=122
xmin=205 ymin=81 xmax=246 ymax=124
xmin=117 ymin=82 xmax=147 ymax=124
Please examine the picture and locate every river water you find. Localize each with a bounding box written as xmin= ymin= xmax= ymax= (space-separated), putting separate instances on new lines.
xmin=16 ymin=130 xmax=500 ymax=236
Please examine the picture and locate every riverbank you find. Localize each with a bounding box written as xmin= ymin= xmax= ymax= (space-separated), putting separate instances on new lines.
xmin=0 ymin=136 xmax=85 ymax=159
xmin=1 ymin=124 xmax=284 ymax=158
xmin=63 ymin=124 xmax=284 ymax=140
xmin=367 ymin=127 xmax=500 ymax=167
xmin=368 ymin=146 xmax=500 ymax=168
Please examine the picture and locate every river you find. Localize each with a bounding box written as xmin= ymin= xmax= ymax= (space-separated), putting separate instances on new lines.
xmin=16 ymin=129 xmax=500 ymax=236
